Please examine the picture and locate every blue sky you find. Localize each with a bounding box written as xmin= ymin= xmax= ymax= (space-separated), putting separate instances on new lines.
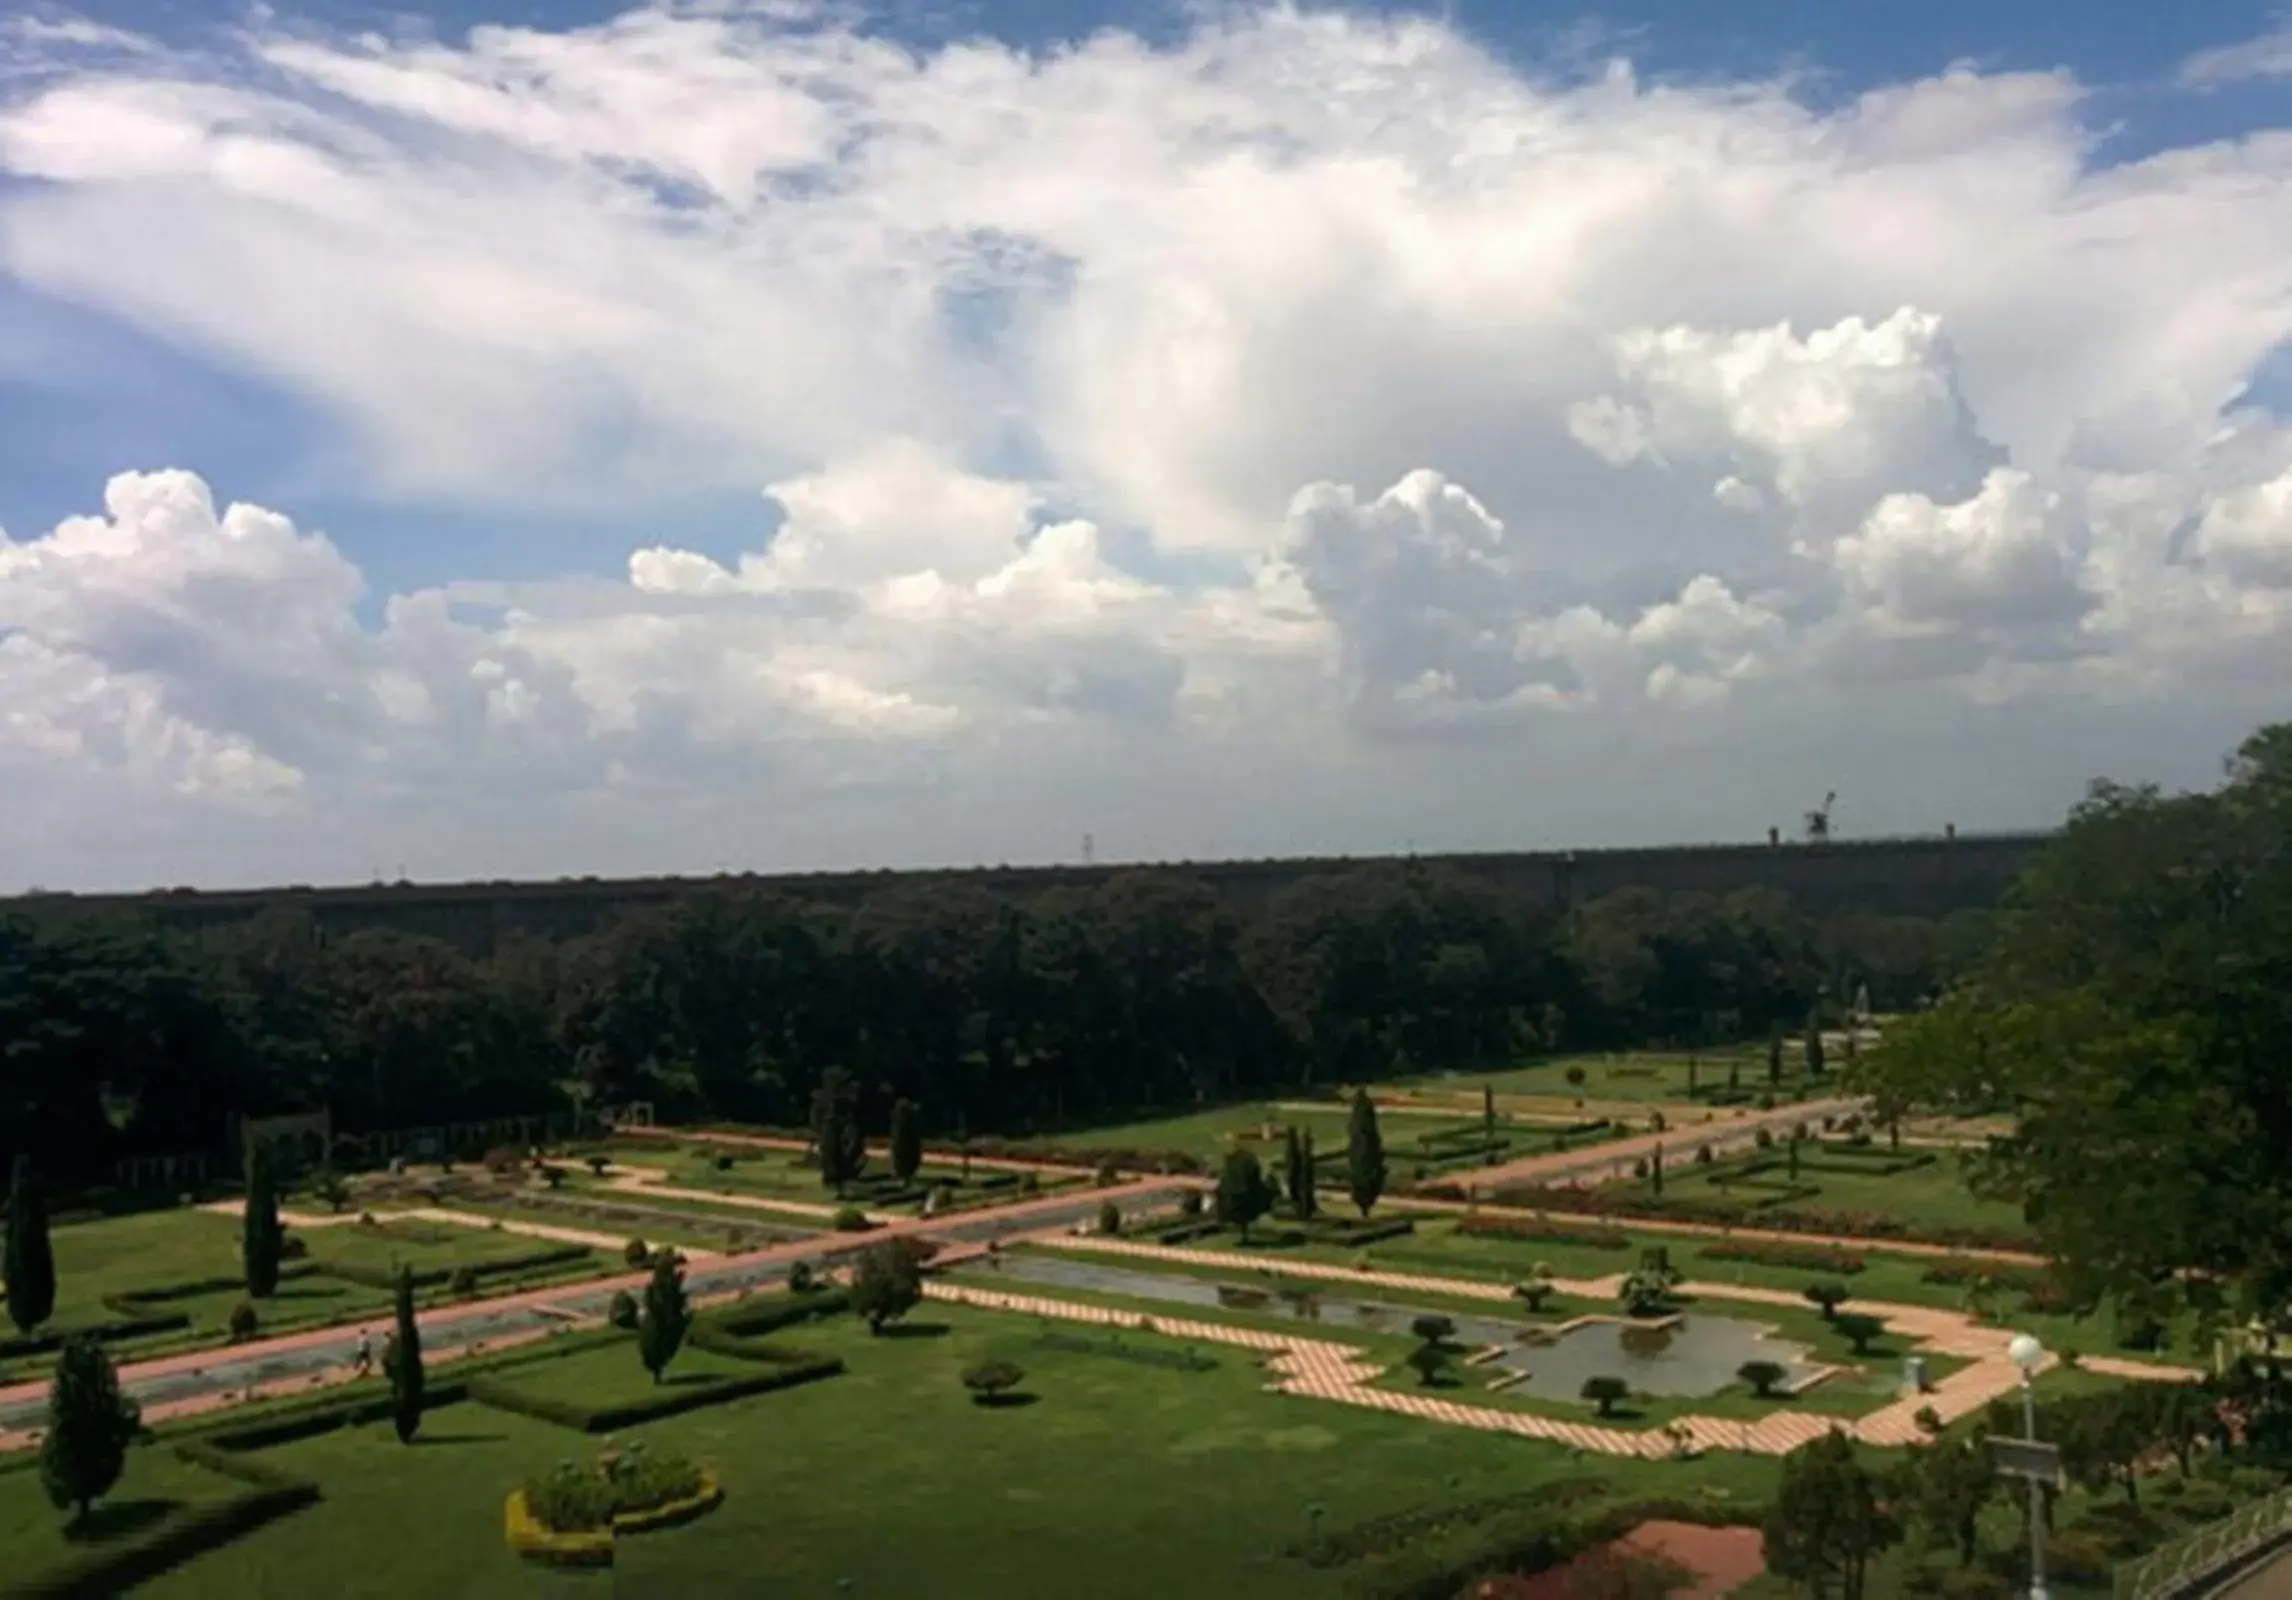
xmin=3 ymin=0 xmax=2285 ymax=595
xmin=3 ymin=0 xmax=2291 ymax=888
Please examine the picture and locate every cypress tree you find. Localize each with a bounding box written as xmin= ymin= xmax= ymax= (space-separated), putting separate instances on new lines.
xmin=889 ymin=1098 xmax=923 ymax=1185
xmin=638 ymin=1251 xmax=689 ymax=1383
xmin=1482 ymin=1084 xmax=1496 ymax=1139
xmin=811 ymin=1068 xmax=864 ymax=1192
xmin=1283 ymin=1127 xmax=1317 ymax=1219
xmin=386 ymin=1265 xmax=423 ymax=1444
xmin=39 ymin=1336 xmax=140 ymax=1524
xmin=5 ymin=1154 xmax=57 ymax=1335
xmin=1346 ymin=1090 xmax=1387 ymax=1219
xmin=1767 ymin=1027 xmax=1785 ymax=1085
xmin=1804 ymin=1004 xmax=1827 ymax=1078
xmin=242 ymin=1142 xmax=283 ymax=1298
xmin=1651 ymin=1143 xmax=1665 ymax=1196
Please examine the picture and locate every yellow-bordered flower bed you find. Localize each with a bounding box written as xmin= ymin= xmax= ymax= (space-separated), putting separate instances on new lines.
xmin=505 ymin=1473 xmax=723 ymax=1567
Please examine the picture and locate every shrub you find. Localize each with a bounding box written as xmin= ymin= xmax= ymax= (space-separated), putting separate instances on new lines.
xmin=1097 ymin=1201 xmax=1121 ymax=1236
xmin=1703 ymin=1239 xmax=1866 ymax=1275
xmin=2040 ymin=1531 xmax=2112 ymax=1585
xmin=449 ymin=1265 xmax=480 ymax=1299
xmin=540 ymin=1165 xmax=567 ymax=1190
xmin=961 ymin=1360 xmax=1025 ymax=1404
xmin=1695 ymin=1144 xmax=1713 ymax=1165
xmin=713 ymin=1154 xmax=733 ymax=1172
xmin=607 ymin=1290 xmax=639 ymax=1330
xmin=586 ymin=1155 xmax=611 ymax=1178
xmin=624 ymin=1237 xmax=649 ymax=1267
xmin=1755 ymin=1128 xmax=1775 ymax=1149
xmin=1581 ymin=1375 xmax=1630 ymax=1417
xmin=279 ymin=1234 xmax=308 ymax=1261
xmin=1177 ymin=1190 xmax=1204 ymax=1218
xmin=483 ymin=1146 xmax=524 ymax=1176
xmin=1737 ymin=1360 xmax=1787 ymax=1397
xmin=787 ymin=1261 xmax=818 ymax=1294
xmin=1631 ymin=1158 xmax=1650 ymax=1180
xmin=1648 ymin=1111 xmax=1666 ymax=1133
xmin=832 ymin=1205 xmax=871 ymax=1232
xmin=228 ymin=1300 xmax=260 ymax=1341
xmin=1019 ymin=1172 xmax=1041 ymax=1194
xmin=1803 ymin=1282 xmax=1850 ymax=1320
xmin=1094 ymin=1158 xmax=1121 ymax=1188
xmin=1833 ymin=1312 xmax=1885 ymax=1354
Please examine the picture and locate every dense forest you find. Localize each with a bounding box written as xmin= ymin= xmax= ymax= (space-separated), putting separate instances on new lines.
xmin=1 ymin=858 xmax=1991 ymax=1188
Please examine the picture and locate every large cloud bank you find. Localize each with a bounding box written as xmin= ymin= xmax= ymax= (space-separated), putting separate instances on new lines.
xmin=3 ymin=5 xmax=2291 ymax=887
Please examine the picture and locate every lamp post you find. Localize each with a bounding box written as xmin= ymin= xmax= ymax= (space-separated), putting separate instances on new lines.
xmin=2008 ymin=1333 xmax=2049 ymax=1600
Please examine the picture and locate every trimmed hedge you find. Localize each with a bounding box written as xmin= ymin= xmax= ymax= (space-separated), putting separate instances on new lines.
xmin=688 ymin=1291 xmax=853 ymax=1356
xmin=1701 ymin=1239 xmax=1867 ymax=1275
xmin=468 ymin=1350 xmax=843 ymax=1433
xmin=1454 ymin=1213 xmax=1632 ymax=1251
xmin=1035 ymin=1328 xmax=1217 ymax=1371
xmin=0 ymin=1309 xmax=191 ymax=1359
xmin=1477 ymin=1186 xmax=2038 ymax=1251
xmin=325 ymin=1241 xmax=595 ymax=1292
xmin=101 ymin=1261 xmax=322 ymax=1310
xmin=1304 ymin=1218 xmax=1415 ymax=1247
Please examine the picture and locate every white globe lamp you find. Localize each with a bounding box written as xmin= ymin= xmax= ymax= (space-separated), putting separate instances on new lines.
xmin=2007 ymin=1332 xmax=2044 ymax=1373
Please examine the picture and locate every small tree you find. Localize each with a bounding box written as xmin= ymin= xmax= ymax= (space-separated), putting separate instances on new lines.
xmin=850 ymin=1238 xmax=924 ymax=1334
xmin=1407 ymin=1316 xmax=1455 ymax=1387
xmin=5 ymin=1154 xmax=56 ymax=1335
xmin=1834 ymin=1313 xmax=1885 ymax=1355
xmin=1564 ymin=1064 xmax=1588 ymax=1096
xmin=1804 ymin=1283 xmax=1849 ymax=1321
xmin=888 ymin=1098 xmax=923 ymax=1184
xmin=1762 ymin=1428 xmax=1900 ymax=1600
xmin=38 ymin=1337 xmax=140 ymax=1524
xmin=607 ymin=1289 xmax=639 ymax=1329
xmin=1787 ymin=1137 xmax=1802 ymax=1182
xmin=962 ymin=1360 xmax=1025 ymax=1405
xmin=1483 ymin=1084 xmax=1497 ymax=1140
xmin=386 ymin=1264 xmax=423 ymax=1444
xmin=1650 ymin=1143 xmax=1665 ymax=1197
xmin=1513 ymin=1263 xmax=1556 ymax=1313
xmin=638 ymin=1252 xmax=689 ymax=1383
xmin=1284 ymin=1126 xmax=1318 ymax=1220
xmin=1803 ymin=1007 xmax=1826 ymax=1077
xmin=311 ymin=1166 xmax=352 ymax=1214
xmin=1767 ymin=1027 xmax=1785 ymax=1085
xmin=811 ymin=1066 xmax=865 ymax=1192
xmin=1739 ymin=1360 xmax=1788 ymax=1398
xmin=585 ymin=1154 xmax=612 ymax=1178
xmin=242 ymin=1142 xmax=284 ymax=1299
xmin=1097 ymin=1200 xmax=1122 ymax=1236
xmin=1217 ymin=1149 xmax=1275 ymax=1241
xmin=1908 ymin=1432 xmax=1996 ymax=1567
xmin=1582 ymin=1375 xmax=1630 ymax=1417
xmin=1345 ymin=1090 xmax=1386 ymax=1218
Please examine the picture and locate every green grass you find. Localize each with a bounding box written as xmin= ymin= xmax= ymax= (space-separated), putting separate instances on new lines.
xmin=1387 ymin=1050 xmax=1792 ymax=1105
xmin=0 ymin=1444 xmax=238 ymax=1571
xmin=41 ymin=1208 xmax=247 ymax=1325
xmin=486 ymin=1339 xmax=770 ymax=1410
xmin=1602 ymin=1145 xmax=2035 ymax=1239
xmin=135 ymin=1302 xmax=1786 ymax=1600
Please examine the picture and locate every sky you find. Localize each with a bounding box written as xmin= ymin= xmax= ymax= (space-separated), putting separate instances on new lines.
xmin=2 ymin=1 xmax=2291 ymax=893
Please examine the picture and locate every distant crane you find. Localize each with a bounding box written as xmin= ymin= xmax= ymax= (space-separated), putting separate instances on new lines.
xmin=1805 ymin=791 xmax=1837 ymax=843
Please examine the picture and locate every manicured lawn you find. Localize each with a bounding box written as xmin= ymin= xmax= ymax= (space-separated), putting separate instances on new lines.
xmin=42 ymin=1208 xmax=247 ymax=1324
xmin=486 ymin=1338 xmax=766 ymax=1409
xmin=302 ymin=1216 xmax=579 ymax=1274
xmin=139 ymin=1302 xmax=1782 ymax=1599
xmin=0 ymin=1445 xmax=236 ymax=1571
xmin=1600 ymin=1144 xmax=2035 ymax=1239
xmin=1391 ymin=1050 xmax=1786 ymax=1106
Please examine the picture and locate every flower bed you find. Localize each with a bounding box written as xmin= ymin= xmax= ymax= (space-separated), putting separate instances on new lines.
xmin=505 ymin=1450 xmax=723 ymax=1568
xmin=1700 ymin=1239 xmax=1867 ymax=1275
xmin=1454 ymin=1212 xmax=1633 ymax=1251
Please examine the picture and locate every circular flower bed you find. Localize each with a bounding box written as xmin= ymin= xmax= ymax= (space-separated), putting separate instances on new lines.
xmin=507 ymin=1441 xmax=722 ymax=1566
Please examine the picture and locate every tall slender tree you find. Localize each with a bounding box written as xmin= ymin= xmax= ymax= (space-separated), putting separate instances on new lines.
xmin=1284 ymin=1127 xmax=1317 ymax=1219
xmin=1346 ymin=1089 xmax=1387 ymax=1218
xmin=811 ymin=1066 xmax=865 ymax=1192
xmin=39 ymin=1337 xmax=139 ymax=1524
xmin=386 ymin=1265 xmax=423 ymax=1444
xmin=888 ymin=1097 xmax=923 ymax=1184
xmin=1803 ymin=1004 xmax=1827 ymax=1078
xmin=242 ymin=1142 xmax=283 ymax=1299
xmin=1482 ymin=1084 xmax=1496 ymax=1140
xmin=1767 ymin=1026 xmax=1785 ymax=1086
xmin=5 ymin=1154 xmax=56 ymax=1335
xmin=638 ymin=1251 xmax=689 ymax=1383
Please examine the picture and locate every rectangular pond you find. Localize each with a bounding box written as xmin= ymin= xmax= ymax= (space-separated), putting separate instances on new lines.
xmin=972 ymin=1251 xmax=1819 ymax=1400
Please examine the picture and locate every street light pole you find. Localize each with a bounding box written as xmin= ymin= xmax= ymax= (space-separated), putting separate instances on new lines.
xmin=2008 ymin=1333 xmax=2050 ymax=1600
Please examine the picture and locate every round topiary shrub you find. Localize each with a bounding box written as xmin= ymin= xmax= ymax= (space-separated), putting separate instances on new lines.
xmin=1695 ymin=1144 xmax=1714 ymax=1164
xmin=1177 ymin=1190 xmax=1204 ymax=1218
xmin=1631 ymin=1158 xmax=1650 ymax=1180
xmin=787 ymin=1261 xmax=818 ymax=1294
xmin=228 ymin=1300 xmax=260 ymax=1341
xmin=450 ymin=1265 xmax=480 ymax=1299
xmin=280 ymin=1233 xmax=309 ymax=1260
xmin=625 ymin=1237 xmax=650 ymax=1266
xmin=833 ymin=1205 xmax=870 ymax=1232
xmin=961 ymin=1361 xmax=1025 ymax=1406
xmin=1755 ymin=1127 xmax=1775 ymax=1149
xmin=1094 ymin=1158 xmax=1121 ymax=1188
xmin=714 ymin=1154 xmax=733 ymax=1172
xmin=608 ymin=1289 xmax=639 ymax=1330
xmin=1097 ymin=1201 xmax=1121 ymax=1236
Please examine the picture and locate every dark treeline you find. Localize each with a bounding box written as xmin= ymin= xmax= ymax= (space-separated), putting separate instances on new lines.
xmin=0 ymin=862 xmax=1992 ymax=1186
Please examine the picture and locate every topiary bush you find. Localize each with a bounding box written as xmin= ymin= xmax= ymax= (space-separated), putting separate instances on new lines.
xmin=607 ymin=1290 xmax=639 ymax=1330
xmin=832 ymin=1205 xmax=871 ymax=1232
xmin=787 ymin=1261 xmax=818 ymax=1294
xmin=449 ymin=1265 xmax=480 ymax=1299
xmin=522 ymin=1449 xmax=705 ymax=1533
xmin=624 ymin=1237 xmax=649 ymax=1267
xmin=1097 ymin=1201 xmax=1121 ymax=1235
xmin=1177 ymin=1190 xmax=1204 ymax=1218
xmin=228 ymin=1300 xmax=260 ymax=1341
xmin=1094 ymin=1158 xmax=1121 ymax=1188
xmin=961 ymin=1361 xmax=1026 ymax=1405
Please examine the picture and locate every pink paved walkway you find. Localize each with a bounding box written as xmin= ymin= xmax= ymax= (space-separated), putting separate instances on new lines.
xmin=0 ymin=1174 xmax=1189 ymax=1450
xmin=1456 ymin=1096 xmax=1871 ymax=1194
